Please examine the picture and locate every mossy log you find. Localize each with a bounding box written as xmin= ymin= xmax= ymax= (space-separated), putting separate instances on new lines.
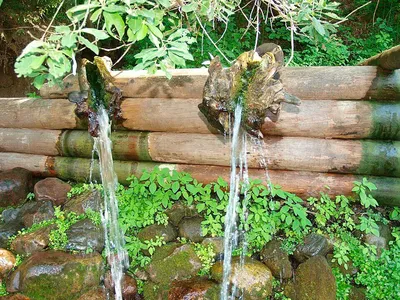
xmin=2 ymin=98 xmax=400 ymax=140
xmin=0 ymin=152 xmax=399 ymax=206
xmin=39 ymin=67 xmax=400 ymax=101
xmin=359 ymin=45 xmax=400 ymax=70
xmin=1 ymin=129 xmax=400 ymax=178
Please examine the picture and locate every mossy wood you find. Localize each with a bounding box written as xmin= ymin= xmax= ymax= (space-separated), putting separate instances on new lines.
xmin=1 ymin=129 xmax=400 ymax=178
xmin=359 ymin=45 xmax=400 ymax=70
xmin=0 ymin=152 xmax=399 ymax=206
xmin=40 ymin=67 xmax=400 ymax=101
xmin=2 ymin=98 xmax=400 ymax=140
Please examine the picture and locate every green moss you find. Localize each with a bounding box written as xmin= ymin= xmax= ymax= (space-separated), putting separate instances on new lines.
xmin=369 ymin=102 xmax=400 ymax=140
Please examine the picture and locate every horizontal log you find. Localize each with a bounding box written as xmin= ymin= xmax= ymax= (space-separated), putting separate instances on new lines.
xmin=3 ymin=98 xmax=400 ymax=140
xmin=359 ymin=45 xmax=400 ymax=70
xmin=40 ymin=67 xmax=400 ymax=101
xmin=1 ymin=128 xmax=400 ymax=177
xmin=0 ymin=98 xmax=85 ymax=130
xmin=0 ymin=152 xmax=398 ymax=206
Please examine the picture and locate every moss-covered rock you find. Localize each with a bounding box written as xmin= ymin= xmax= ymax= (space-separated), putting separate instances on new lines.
xmin=260 ymin=239 xmax=292 ymax=279
xmin=10 ymin=224 xmax=56 ymax=256
xmin=146 ymin=244 xmax=202 ymax=285
xmin=210 ymin=257 xmax=273 ymax=299
xmin=137 ymin=224 xmax=177 ymax=245
xmin=168 ymin=278 xmax=220 ymax=299
xmin=7 ymin=251 xmax=104 ymax=300
xmin=294 ymin=255 xmax=336 ymax=300
xmin=64 ymin=190 xmax=102 ymax=215
xmin=294 ymin=233 xmax=331 ymax=263
xmin=178 ymin=217 xmax=205 ymax=243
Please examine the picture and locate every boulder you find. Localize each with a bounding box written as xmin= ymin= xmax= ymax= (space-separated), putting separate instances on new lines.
xmin=0 ymin=294 xmax=31 ymax=300
xmin=20 ymin=201 xmax=54 ymax=228
xmin=168 ymin=278 xmax=220 ymax=299
xmin=0 ymin=248 xmax=16 ymax=279
xmin=104 ymin=271 xmax=138 ymax=300
xmin=294 ymin=233 xmax=331 ymax=263
xmin=65 ymin=219 xmax=104 ymax=253
xmin=7 ymin=251 xmax=104 ymax=300
xmin=211 ymin=256 xmax=273 ymax=299
xmin=33 ymin=178 xmax=71 ymax=207
xmin=0 ymin=168 xmax=32 ymax=207
xmin=0 ymin=222 xmax=24 ymax=249
xmin=10 ymin=225 xmax=56 ymax=256
xmin=146 ymin=244 xmax=202 ymax=285
xmin=164 ymin=202 xmax=198 ymax=226
xmin=178 ymin=217 xmax=205 ymax=243
xmin=76 ymin=287 xmax=107 ymax=300
xmin=64 ymin=190 xmax=102 ymax=215
xmin=201 ymin=237 xmax=224 ymax=258
xmin=363 ymin=223 xmax=393 ymax=257
xmin=137 ymin=224 xmax=177 ymax=244
xmin=294 ymin=255 xmax=336 ymax=300
xmin=260 ymin=239 xmax=292 ymax=279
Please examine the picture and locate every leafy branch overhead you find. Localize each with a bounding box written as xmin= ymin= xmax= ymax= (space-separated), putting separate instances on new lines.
xmin=15 ymin=0 xmax=346 ymax=89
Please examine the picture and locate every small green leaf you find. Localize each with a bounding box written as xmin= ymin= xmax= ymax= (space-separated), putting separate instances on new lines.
xmin=81 ymin=28 xmax=109 ymax=40
xmin=136 ymin=24 xmax=148 ymax=41
xmin=312 ymin=17 xmax=326 ymax=36
xmin=149 ymin=182 xmax=157 ymax=194
xmin=148 ymin=24 xmax=163 ymax=39
xmin=61 ymin=33 xmax=78 ymax=48
xmin=104 ymin=11 xmax=126 ymax=40
xmin=78 ymin=36 xmax=99 ymax=54
xmin=182 ymin=2 xmax=197 ymax=12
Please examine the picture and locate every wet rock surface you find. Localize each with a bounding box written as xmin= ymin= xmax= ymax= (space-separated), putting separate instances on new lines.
xmin=137 ymin=224 xmax=177 ymax=244
xmin=211 ymin=256 xmax=273 ymax=299
xmin=178 ymin=217 xmax=205 ymax=243
xmin=104 ymin=271 xmax=138 ymax=300
xmin=10 ymin=224 xmax=55 ymax=256
xmin=64 ymin=190 xmax=102 ymax=215
xmin=20 ymin=201 xmax=54 ymax=228
xmin=7 ymin=250 xmax=104 ymax=300
xmin=0 ymin=248 xmax=16 ymax=279
xmin=65 ymin=219 xmax=104 ymax=253
xmin=146 ymin=244 xmax=202 ymax=285
xmin=76 ymin=287 xmax=107 ymax=300
xmin=164 ymin=202 xmax=198 ymax=226
xmin=294 ymin=255 xmax=336 ymax=300
xmin=260 ymin=239 xmax=292 ymax=279
xmin=0 ymin=168 xmax=32 ymax=207
xmin=201 ymin=237 xmax=224 ymax=258
xmin=168 ymin=278 xmax=220 ymax=299
xmin=0 ymin=222 xmax=24 ymax=249
xmin=34 ymin=178 xmax=71 ymax=207
xmin=294 ymin=233 xmax=331 ymax=263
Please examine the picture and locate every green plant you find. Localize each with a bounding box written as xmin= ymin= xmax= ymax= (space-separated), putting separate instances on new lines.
xmin=352 ymin=178 xmax=378 ymax=208
xmin=194 ymin=243 xmax=215 ymax=276
xmin=26 ymin=192 xmax=35 ymax=201
xmin=67 ymin=183 xmax=102 ymax=198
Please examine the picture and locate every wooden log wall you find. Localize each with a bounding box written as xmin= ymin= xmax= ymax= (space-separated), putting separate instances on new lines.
xmin=1 ymin=66 xmax=400 ymax=205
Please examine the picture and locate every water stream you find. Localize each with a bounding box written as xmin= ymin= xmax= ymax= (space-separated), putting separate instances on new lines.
xmin=93 ymin=108 xmax=129 ymax=300
xmin=220 ymin=103 xmax=249 ymax=299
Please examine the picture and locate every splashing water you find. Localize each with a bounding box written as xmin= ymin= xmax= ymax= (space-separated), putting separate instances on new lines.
xmin=93 ymin=108 xmax=129 ymax=300
xmin=221 ymin=103 xmax=249 ymax=299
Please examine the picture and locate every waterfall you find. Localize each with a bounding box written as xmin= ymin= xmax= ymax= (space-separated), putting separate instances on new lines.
xmin=93 ymin=108 xmax=129 ymax=300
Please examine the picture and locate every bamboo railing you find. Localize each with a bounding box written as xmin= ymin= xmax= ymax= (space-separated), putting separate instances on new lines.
xmin=1 ymin=65 xmax=400 ymax=206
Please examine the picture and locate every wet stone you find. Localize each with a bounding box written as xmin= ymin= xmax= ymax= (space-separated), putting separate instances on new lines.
xmin=21 ymin=201 xmax=54 ymax=228
xmin=64 ymin=190 xmax=102 ymax=215
xmin=0 ymin=248 xmax=16 ymax=280
xmin=294 ymin=233 xmax=331 ymax=263
xmin=104 ymin=271 xmax=138 ymax=300
xmin=65 ymin=219 xmax=104 ymax=253
xmin=0 ymin=222 xmax=24 ymax=249
xmin=0 ymin=168 xmax=32 ymax=208
xmin=168 ymin=278 xmax=220 ymax=299
xmin=211 ymin=256 xmax=273 ymax=299
xmin=137 ymin=223 xmax=177 ymax=255
xmin=34 ymin=178 xmax=71 ymax=207
xmin=76 ymin=287 xmax=107 ymax=300
xmin=7 ymin=250 xmax=104 ymax=299
xmin=260 ymin=239 xmax=292 ymax=279
xmin=10 ymin=224 xmax=55 ymax=256
xmin=201 ymin=237 xmax=224 ymax=258
xmin=294 ymin=255 xmax=336 ymax=300
xmin=178 ymin=217 xmax=205 ymax=243
xmin=164 ymin=202 xmax=198 ymax=226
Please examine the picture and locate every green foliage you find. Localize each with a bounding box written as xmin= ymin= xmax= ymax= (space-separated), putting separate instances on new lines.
xmin=352 ymin=178 xmax=378 ymax=209
xmin=26 ymin=192 xmax=35 ymax=201
xmin=0 ymin=282 xmax=8 ymax=296
xmin=67 ymin=183 xmax=102 ymax=198
xmin=194 ymin=243 xmax=216 ymax=276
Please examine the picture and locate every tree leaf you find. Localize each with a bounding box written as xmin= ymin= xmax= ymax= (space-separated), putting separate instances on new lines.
xmin=182 ymin=2 xmax=197 ymax=12
xmin=312 ymin=17 xmax=326 ymax=36
xmin=78 ymin=36 xmax=99 ymax=55
xmin=148 ymin=24 xmax=163 ymax=39
xmin=103 ymin=11 xmax=126 ymax=40
xmin=81 ymin=28 xmax=109 ymax=40
xmin=61 ymin=33 xmax=78 ymax=48
xmin=136 ymin=24 xmax=148 ymax=41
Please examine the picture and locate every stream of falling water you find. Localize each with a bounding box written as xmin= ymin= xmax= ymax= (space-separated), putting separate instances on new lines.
xmin=221 ymin=103 xmax=249 ymax=300
xmin=93 ymin=108 xmax=129 ymax=300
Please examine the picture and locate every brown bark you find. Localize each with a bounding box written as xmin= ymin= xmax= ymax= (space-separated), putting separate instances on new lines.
xmin=359 ymin=45 xmax=400 ymax=70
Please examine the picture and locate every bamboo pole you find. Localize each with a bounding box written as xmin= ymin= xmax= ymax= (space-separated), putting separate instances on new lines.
xmin=359 ymin=45 xmax=400 ymax=70
xmin=39 ymin=67 xmax=400 ymax=101
xmin=2 ymin=98 xmax=400 ymax=140
xmin=1 ymin=129 xmax=400 ymax=178
xmin=0 ymin=152 xmax=398 ymax=206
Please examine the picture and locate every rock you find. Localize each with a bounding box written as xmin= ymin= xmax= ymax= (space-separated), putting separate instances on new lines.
xmin=7 ymin=251 xmax=104 ymax=299
xmin=104 ymin=271 xmax=138 ymax=300
xmin=2 ymin=208 xmax=21 ymax=224
xmin=10 ymin=225 xmax=55 ymax=256
xmin=294 ymin=255 xmax=336 ymax=300
xmin=0 ymin=294 xmax=31 ymax=300
xmin=77 ymin=287 xmax=107 ymax=300
xmin=0 ymin=222 xmax=24 ymax=249
xmin=20 ymin=201 xmax=54 ymax=228
xmin=146 ymin=244 xmax=202 ymax=285
xmin=0 ymin=168 xmax=32 ymax=207
xmin=168 ymin=278 xmax=220 ymax=299
xmin=327 ymin=254 xmax=358 ymax=276
xmin=201 ymin=237 xmax=224 ymax=258
xmin=294 ymin=233 xmax=331 ymax=263
xmin=143 ymin=282 xmax=168 ymax=300
xmin=363 ymin=224 xmax=393 ymax=257
xmin=260 ymin=239 xmax=292 ymax=279
xmin=349 ymin=287 xmax=367 ymax=300
xmin=164 ymin=202 xmax=198 ymax=227
xmin=65 ymin=219 xmax=104 ymax=253
xmin=0 ymin=249 xmax=16 ymax=279
xmin=211 ymin=256 xmax=273 ymax=299
xmin=137 ymin=224 xmax=177 ymax=244
xmin=178 ymin=217 xmax=205 ymax=243
xmin=64 ymin=190 xmax=102 ymax=215
xmin=33 ymin=178 xmax=71 ymax=207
